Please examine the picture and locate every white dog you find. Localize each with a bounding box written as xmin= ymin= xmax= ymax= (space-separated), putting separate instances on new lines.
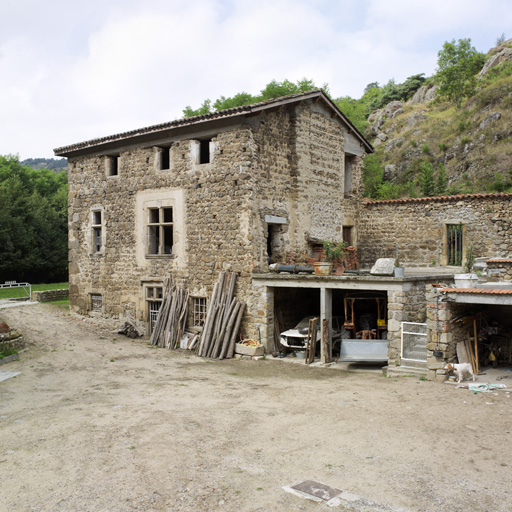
xmin=445 ymin=362 xmax=476 ymax=383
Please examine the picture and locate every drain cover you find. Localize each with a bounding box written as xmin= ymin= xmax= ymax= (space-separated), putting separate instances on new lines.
xmin=290 ymin=480 xmax=342 ymax=501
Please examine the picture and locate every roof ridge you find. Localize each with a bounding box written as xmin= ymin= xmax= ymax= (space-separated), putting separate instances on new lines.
xmin=54 ymin=89 xmax=331 ymax=156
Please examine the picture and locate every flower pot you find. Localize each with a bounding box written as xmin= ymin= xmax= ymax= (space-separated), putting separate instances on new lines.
xmin=394 ymin=266 xmax=405 ymax=277
xmin=453 ymin=273 xmax=478 ymax=288
xmin=314 ymin=262 xmax=333 ymax=275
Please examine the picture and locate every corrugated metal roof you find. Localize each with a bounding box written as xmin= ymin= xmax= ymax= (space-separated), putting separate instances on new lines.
xmin=54 ymin=89 xmax=373 ymax=157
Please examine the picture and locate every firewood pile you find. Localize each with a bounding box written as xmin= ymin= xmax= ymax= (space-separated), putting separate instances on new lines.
xmin=150 ymin=277 xmax=189 ymax=349
xmin=196 ymin=272 xmax=245 ymax=359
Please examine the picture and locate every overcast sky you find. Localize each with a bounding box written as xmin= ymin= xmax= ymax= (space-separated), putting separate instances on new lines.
xmin=1 ymin=0 xmax=510 ymax=160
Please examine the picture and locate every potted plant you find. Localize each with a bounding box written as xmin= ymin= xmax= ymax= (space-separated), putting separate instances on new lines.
xmin=394 ymin=243 xmax=405 ymax=277
xmin=454 ymin=245 xmax=479 ymax=288
xmin=314 ymin=240 xmax=347 ymax=275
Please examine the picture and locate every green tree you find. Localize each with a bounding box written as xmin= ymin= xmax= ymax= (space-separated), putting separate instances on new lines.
xmin=419 ymin=162 xmax=435 ymax=196
xmin=436 ymin=164 xmax=448 ymax=195
xmin=435 ymin=38 xmax=485 ymax=108
xmin=182 ymin=78 xmax=323 ymax=118
xmin=0 ymin=155 xmax=68 ymax=283
xmin=362 ymin=154 xmax=384 ymax=198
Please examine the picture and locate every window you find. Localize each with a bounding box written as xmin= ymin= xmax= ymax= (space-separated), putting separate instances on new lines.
xmin=146 ymin=286 xmax=163 ymax=333
xmin=447 ymin=224 xmax=463 ymax=266
xmin=92 ymin=210 xmax=103 ymax=253
xmin=343 ymin=226 xmax=353 ymax=246
xmin=344 ymin=156 xmax=353 ymax=194
xmin=147 ymin=207 xmax=173 ymax=255
xmin=106 ymin=155 xmax=119 ymax=176
xmin=155 ymin=146 xmax=171 ymax=170
xmin=199 ymin=139 xmax=211 ymax=164
xmin=91 ymin=294 xmax=102 ymax=312
xmin=192 ymin=297 xmax=207 ymax=327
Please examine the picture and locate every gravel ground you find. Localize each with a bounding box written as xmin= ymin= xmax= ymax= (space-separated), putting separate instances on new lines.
xmin=1 ymin=303 xmax=511 ymax=512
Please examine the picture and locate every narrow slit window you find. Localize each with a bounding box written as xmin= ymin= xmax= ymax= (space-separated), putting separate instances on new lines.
xmin=447 ymin=224 xmax=463 ymax=266
xmin=91 ymin=209 xmax=103 ymax=253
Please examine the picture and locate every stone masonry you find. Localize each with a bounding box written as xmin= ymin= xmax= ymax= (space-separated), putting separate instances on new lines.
xmin=55 ymin=90 xmax=371 ymax=338
xmin=358 ymin=194 xmax=512 ymax=268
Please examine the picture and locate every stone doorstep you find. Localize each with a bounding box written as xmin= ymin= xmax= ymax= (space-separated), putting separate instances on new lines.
xmin=386 ymin=365 xmax=428 ymax=378
xmin=0 ymin=354 xmax=20 ymax=365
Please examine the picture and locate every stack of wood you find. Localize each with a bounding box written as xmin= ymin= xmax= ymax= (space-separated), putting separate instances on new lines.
xmin=150 ymin=277 xmax=189 ymax=349
xmin=196 ymin=272 xmax=245 ymax=359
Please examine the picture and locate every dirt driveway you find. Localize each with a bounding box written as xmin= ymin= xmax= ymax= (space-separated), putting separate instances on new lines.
xmin=1 ymin=303 xmax=511 ymax=512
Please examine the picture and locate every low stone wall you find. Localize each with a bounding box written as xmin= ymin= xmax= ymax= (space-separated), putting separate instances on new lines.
xmin=32 ymin=289 xmax=69 ymax=302
xmin=358 ymin=193 xmax=512 ymax=268
xmin=486 ymin=259 xmax=512 ymax=280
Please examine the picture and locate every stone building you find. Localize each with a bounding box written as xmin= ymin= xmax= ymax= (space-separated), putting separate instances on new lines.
xmin=54 ymin=90 xmax=372 ymax=341
xmin=55 ymin=90 xmax=512 ymax=381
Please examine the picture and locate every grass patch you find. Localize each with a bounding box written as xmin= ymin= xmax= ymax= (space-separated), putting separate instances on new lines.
xmin=0 ymin=282 xmax=69 ymax=300
xmin=47 ymin=299 xmax=70 ymax=310
xmin=0 ymin=346 xmax=18 ymax=359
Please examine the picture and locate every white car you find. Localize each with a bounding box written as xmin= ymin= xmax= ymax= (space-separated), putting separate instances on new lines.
xmin=280 ymin=316 xmax=345 ymax=349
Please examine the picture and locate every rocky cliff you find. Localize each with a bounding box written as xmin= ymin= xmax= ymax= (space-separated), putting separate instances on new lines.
xmin=367 ymin=39 xmax=512 ymax=195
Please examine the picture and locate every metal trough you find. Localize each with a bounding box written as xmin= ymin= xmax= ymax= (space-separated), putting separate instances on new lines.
xmin=339 ymin=339 xmax=388 ymax=362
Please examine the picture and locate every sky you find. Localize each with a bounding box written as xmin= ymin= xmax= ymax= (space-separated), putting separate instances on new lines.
xmin=1 ymin=0 xmax=511 ymax=160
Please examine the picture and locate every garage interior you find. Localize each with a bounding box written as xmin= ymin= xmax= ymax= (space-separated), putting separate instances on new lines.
xmin=439 ymin=288 xmax=512 ymax=382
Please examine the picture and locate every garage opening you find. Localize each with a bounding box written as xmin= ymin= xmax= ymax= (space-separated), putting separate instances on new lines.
xmin=451 ymin=304 xmax=512 ymax=377
xmin=332 ymin=290 xmax=388 ymax=362
xmin=274 ymin=286 xmax=388 ymax=363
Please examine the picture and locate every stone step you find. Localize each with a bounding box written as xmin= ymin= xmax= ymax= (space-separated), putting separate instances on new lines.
xmin=399 ymin=359 xmax=427 ymax=369
xmin=386 ymin=365 xmax=428 ymax=378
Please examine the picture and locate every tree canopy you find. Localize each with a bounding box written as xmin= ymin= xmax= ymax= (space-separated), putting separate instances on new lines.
xmin=436 ymin=38 xmax=485 ymax=108
xmin=0 ymin=155 xmax=68 ymax=283
xmin=182 ymin=78 xmax=328 ymax=117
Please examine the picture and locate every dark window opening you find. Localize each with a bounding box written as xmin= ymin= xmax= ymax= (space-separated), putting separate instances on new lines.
xmin=199 ymin=139 xmax=211 ymax=164
xmin=161 ymin=147 xmax=170 ymax=170
xmin=108 ymin=156 xmax=119 ymax=176
xmin=343 ymin=226 xmax=353 ymax=246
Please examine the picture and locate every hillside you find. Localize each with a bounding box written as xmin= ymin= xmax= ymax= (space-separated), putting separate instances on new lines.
xmin=21 ymin=157 xmax=67 ymax=172
xmin=365 ymin=38 xmax=512 ymax=198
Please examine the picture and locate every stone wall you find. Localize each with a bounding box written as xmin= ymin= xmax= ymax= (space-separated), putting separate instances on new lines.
xmin=67 ymin=99 xmax=361 ymax=338
xmin=486 ymin=259 xmax=512 ymax=280
xmin=32 ymin=289 xmax=69 ymax=302
xmin=357 ymin=194 xmax=512 ymax=268
xmin=387 ymin=281 xmax=429 ymax=367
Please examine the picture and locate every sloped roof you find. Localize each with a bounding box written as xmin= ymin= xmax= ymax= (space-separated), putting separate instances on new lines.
xmin=363 ymin=192 xmax=512 ymax=205
xmin=54 ymin=89 xmax=373 ymax=157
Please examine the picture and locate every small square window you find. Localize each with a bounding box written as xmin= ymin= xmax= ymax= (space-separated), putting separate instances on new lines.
xmin=91 ymin=294 xmax=102 ymax=312
xmin=192 ymin=297 xmax=207 ymax=327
